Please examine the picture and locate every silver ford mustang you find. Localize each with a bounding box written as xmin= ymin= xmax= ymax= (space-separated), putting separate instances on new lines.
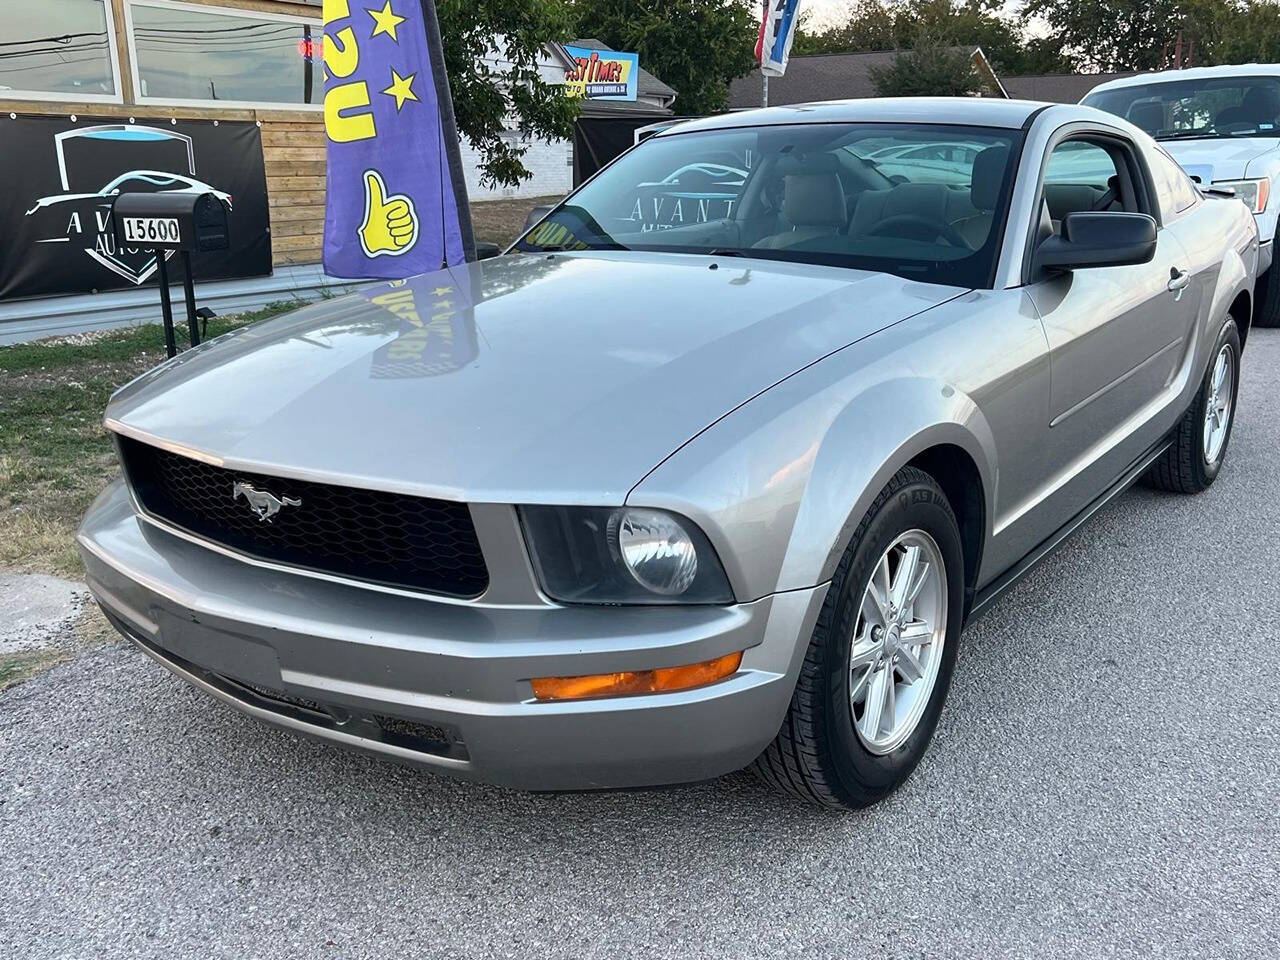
xmin=80 ymin=99 xmax=1258 ymax=809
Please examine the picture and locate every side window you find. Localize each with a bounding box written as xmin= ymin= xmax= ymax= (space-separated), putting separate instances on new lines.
xmin=1149 ymin=147 xmax=1201 ymax=219
xmin=1042 ymin=140 xmax=1124 ymax=227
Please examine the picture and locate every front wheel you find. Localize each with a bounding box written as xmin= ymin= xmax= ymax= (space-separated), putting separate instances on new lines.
xmin=1143 ymin=318 xmax=1241 ymax=494
xmin=751 ymin=466 xmax=964 ymax=809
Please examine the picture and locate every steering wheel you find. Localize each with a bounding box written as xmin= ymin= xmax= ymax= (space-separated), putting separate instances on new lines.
xmin=866 ymin=213 xmax=968 ymax=248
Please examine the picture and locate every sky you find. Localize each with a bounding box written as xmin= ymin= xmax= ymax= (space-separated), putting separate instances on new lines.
xmin=799 ymin=0 xmax=1045 ymax=35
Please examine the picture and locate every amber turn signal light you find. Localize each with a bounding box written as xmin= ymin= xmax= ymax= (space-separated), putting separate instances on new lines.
xmin=531 ymin=651 xmax=743 ymax=702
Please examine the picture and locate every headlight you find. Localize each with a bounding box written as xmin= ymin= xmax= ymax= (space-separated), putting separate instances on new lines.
xmin=1215 ymin=178 xmax=1271 ymax=214
xmin=610 ymin=508 xmax=698 ymax=595
xmin=519 ymin=505 xmax=734 ymax=605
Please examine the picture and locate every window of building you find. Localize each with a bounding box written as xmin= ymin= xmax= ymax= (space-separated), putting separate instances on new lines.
xmin=126 ymin=0 xmax=322 ymax=109
xmin=0 ymin=0 xmax=122 ymax=102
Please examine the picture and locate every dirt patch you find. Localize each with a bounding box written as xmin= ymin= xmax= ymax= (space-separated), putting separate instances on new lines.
xmin=0 ymin=571 xmax=96 ymax=692
xmin=471 ymin=195 xmax=562 ymax=248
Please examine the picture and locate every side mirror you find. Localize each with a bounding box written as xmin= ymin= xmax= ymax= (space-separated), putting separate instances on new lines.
xmin=523 ymin=203 xmax=555 ymax=231
xmin=474 ymin=241 xmax=502 ymax=261
xmin=1033 ymin=211 xmax=1157 ymax=273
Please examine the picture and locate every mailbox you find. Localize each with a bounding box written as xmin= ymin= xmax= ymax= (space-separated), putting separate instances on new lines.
xmin=112 ymin=191 xmax=229 ymax=253
xmin=111 ymin=191 xmax=232 ymax=358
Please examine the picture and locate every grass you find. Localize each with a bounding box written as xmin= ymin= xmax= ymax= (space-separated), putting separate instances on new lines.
xmin=0 ymin=649 xmax=70 ymax=693
xmin=0 ymin=605 xmax=122 ymax=693
xmin=0 ymin=299 xmax=308 ymax=578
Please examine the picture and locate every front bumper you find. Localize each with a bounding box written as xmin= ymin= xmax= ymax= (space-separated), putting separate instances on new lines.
xmin=78 ymin=480 xmax=825 ymax=791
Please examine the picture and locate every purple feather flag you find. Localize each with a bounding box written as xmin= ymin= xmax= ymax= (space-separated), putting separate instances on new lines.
xmin=321 ymin=0 xmax=474 ymax=278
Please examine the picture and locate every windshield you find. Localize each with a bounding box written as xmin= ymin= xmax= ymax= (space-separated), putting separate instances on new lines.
xmin=515 ymin=122 xmax=1019 ymax=288
xmin=1083 ymin=76 xmax=1280 ymax=140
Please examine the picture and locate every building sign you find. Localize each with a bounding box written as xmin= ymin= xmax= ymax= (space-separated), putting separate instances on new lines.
xmin=564 ymin=45 xmax=639 ymax=102
xmin=0 ymin=115 xmax=271 ymax=301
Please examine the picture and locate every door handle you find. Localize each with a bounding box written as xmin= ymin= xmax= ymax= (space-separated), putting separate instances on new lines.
xmin=1168 ymin=267 xmax=1191 ymax=295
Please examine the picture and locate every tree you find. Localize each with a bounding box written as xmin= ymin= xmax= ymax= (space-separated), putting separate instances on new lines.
xmin=794 ymin=1 xmax=898 ymax=55
xmin=438 ymin=0 xmax=580 ymax=188
xmin=1022 ymin=0 xmax=1184 ymax=72
xmin=869 ymin=40 xmax=982 ymax=96
xmin=572 ymin=0 xmax=758 ymax=115
xmin=1192 ymin=0 xmax=1280 ymax=66
xmin=792 ymin=0 xmax=1066 ymax=75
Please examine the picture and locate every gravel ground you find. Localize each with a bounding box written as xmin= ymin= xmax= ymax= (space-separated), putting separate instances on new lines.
xmin=3 ymin=332 xmax=1279 ymax=960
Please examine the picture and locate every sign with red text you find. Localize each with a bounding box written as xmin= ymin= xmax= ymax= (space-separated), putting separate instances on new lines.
xmin=564 ymin=45 xmax=639 ymax=102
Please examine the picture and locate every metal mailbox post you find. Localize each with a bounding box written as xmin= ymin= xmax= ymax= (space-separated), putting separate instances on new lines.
xmin=111 ymin=192 xmax=230 ymax=358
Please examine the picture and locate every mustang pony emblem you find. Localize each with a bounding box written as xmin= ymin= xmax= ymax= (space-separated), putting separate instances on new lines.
xmin=232 ymin=481 xmax=301 ymax=522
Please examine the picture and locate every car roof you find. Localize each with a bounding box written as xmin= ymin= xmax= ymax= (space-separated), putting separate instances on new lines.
xmin=1084 ymin=64 xmax=1280 ymax=97
xmin=658 ymin=98 xmax=1105 ymax=135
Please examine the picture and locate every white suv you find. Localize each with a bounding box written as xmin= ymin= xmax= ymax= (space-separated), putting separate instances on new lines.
xmin=1084 ymin=65 xmax=1280 ymax=326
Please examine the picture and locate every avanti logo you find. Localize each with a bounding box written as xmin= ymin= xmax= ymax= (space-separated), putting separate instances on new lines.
xmin=22 ymin=125 xmax=231 ymax=285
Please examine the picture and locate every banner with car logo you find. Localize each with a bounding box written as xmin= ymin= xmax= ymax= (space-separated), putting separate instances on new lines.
xmin=0 ymin=114 xmax=272 ymax=302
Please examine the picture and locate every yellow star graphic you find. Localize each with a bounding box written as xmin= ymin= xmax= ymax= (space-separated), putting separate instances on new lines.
xmin=382 ymin=69 xmax=418 ymax=110
xmin=368 ymin=1 xmax=406 ymax=42
xmin=431 ymin=286 xmax=453 ymax=296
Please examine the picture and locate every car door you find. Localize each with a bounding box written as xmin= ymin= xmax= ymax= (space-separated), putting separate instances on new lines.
xmin=1023 ymin=131 xmax=1199 ymax=526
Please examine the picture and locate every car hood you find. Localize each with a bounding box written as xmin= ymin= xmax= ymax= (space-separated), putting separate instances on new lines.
xmin=107 ymin=251 xmax=962 ymax=503
xmin=1160 ymin=137 xmax=1280 ymax=183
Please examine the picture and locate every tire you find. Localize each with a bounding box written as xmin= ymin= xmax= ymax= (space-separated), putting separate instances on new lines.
xmin=1254 ymin=262 xmax=1280 ymax=328
xmin=1143 ymin=317 xmax=1242 ymax=494
xmin=751 ymin=466 xmax=965 ymax=809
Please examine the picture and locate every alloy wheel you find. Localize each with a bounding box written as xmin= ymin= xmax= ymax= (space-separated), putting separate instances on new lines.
xmin=1203 ymin=343 xmax=1235 ymax=466
xmin=848 ymin=530 xmax=948 ymax=755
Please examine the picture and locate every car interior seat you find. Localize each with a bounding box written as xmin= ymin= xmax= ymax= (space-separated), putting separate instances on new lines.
xmin=1215 ymin=85 xmax=1280 ymax=130
xmin=847 ymin=182 xmax=973 ymax=244
xmin=753 ymin=154 xmax=848 ymax=250
xmin=1126 ymin=100 xmax=1166 ymax=135
xmin=951 ymin=145 xmax=1010 ymax=249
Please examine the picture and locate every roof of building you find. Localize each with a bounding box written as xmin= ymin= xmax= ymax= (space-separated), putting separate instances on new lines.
xmin=1001 ymin=71 xmax=1139 ymax=103
xmin=727 ymin=50 xmax=1142 ymax=108
xmin=666 ymin=97 xmax=1054 ymax=135
xmin=729 ymin=50 xmax=912 ymax=108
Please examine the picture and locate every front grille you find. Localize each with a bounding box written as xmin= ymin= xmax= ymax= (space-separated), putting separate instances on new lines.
xmin=117 ymin=435 xmax=489 ymax=597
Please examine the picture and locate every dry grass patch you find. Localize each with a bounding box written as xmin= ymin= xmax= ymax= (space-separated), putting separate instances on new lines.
xmin=471 ymin=194 xmax=562 ymax=248
xmin=0 ymin=648 xmax=70 ymax=692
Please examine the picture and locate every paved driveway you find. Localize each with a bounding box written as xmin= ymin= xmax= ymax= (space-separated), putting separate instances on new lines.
xmin=3 ymin=332 xmax=1279 ymax=960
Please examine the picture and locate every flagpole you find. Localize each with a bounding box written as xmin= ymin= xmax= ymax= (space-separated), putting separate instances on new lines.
xmin=419 ymin=0 xmax=476 ymax=263
xmin=762 ymin=71 xmax=769 ymax=108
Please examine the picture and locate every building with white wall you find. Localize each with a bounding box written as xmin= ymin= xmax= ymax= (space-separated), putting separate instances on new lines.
xmin=464 ymin=40 xmax=677 ymax=202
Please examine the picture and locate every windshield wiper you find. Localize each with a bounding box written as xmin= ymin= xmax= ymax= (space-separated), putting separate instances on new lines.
xmin=1155 ymin=129 xmax=1220 ymax=140
xmin=706 ymin=248 xmax=746 ymax=257
xmin=538 ymin=240 xmax=628 ymax=253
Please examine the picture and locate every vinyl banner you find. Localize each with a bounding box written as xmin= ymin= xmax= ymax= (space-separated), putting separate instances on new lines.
xmin=321 ymin=0 xmax=473 ymax=279
xmin=756 ymin=0 xmax=804 ymax=77
xmin=0 ymin=115 xmax=272 ymax=301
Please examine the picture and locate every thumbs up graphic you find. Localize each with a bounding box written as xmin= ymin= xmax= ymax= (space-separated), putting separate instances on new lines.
xmin=359 ymin=169 xmax=419 ymax=258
